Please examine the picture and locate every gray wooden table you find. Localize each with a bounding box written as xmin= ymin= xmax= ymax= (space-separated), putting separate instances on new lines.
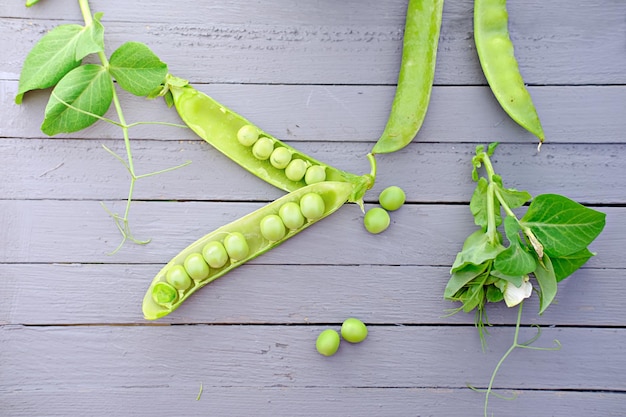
xmin=2 ymin=1 xmax=625 ymax=416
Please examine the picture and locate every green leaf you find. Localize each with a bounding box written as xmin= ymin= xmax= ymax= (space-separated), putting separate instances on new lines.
xmin=490 ymin=271 xmax=524 ymax=288
xmin=520 ymin=194 xmax=606 ymax=257
xmin=485 ymin=284 xmax=504 ymax=303
xmin=108 ymin=42 xmax=168 ymax=96
xmin=496 ymin=186 xmax=532 ymax=210
xmin=470 ymin=177 xmax=490 ymax=230
xmin=451 ymin=230 xmax=504 ymax=272
xmin=551 ymin=248 xmax=595 ymax=282
xmin=75 ymin=12 xmax=105 ymax=60
xmin=15 ymin=24 xmax=84 ymax=103
xmin=444 ymin=262 xmax=489 ymax=299
xmin=533 ymin=254 xmax=558 ymax=315
xmin=494 ymin=242 xmax=537 ymax=277
xmin=41 ymin=64 xmax=113 ymax=135
xmin=495 ymin=217 xmax=537 ymax=276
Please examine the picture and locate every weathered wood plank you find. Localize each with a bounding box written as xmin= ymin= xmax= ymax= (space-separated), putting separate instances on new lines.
xmin=2 ymin=138 xmax=625 ymax=204
xmin=2 ymin=386 xmax=625 ymax=417
xmin=3 ymin=81 xmax=625 ymax=144
xmin=0 ymin=264 xmax=622 ymax=327
xmin=2 ymin=0 xmax=625 ymax=85
xmin=1 ymin=325 xmax=624 ymax=391
xmin=0 ymin=201 xmax=620 ymax=268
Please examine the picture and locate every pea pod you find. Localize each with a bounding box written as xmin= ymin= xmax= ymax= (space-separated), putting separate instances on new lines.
xmin=371 ymin=0 xmax=444 ymax=154
xmin=165 ymin=75 xmax=374 ymax=207
xmin=142 ymin=181 xmax=354 ymax=320
xmin=474 ymin=0 xmax=545 ymax=143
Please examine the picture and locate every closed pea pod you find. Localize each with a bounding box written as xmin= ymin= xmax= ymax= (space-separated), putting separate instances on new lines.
xmin=166 ymin=76 xmax=375 ymax=207
xmin=474 ymin=0 xmax=545 ymax=144
xmin=371 ymin=0 xmax=444 ymax=154
xmin=142 ymin=181 xmax=355 ymax=320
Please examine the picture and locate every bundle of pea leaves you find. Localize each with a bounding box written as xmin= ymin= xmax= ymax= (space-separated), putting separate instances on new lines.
xmin=445 ymin=143 xmax=606 ymax=329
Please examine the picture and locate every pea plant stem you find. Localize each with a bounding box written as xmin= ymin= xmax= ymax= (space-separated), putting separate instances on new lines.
xmin=77 ymin=0 xmax=190 ymax=254
xmin=480 ymin=301 xmax=561 ymax=417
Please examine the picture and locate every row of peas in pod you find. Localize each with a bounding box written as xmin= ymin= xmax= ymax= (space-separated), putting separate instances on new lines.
xmin=237 ymin=124 xmax=327 ymax=185
xmin=143 ymin=181 xmax=355 ymax=320
xmin=166 ymin=80 xmax=375 ymax=207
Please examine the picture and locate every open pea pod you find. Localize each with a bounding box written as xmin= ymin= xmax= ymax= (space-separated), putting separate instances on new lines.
xmin=165 ymin=75 xmax=374 ymax=207
xmin=142 ymin=181 xmax=354 ymax=320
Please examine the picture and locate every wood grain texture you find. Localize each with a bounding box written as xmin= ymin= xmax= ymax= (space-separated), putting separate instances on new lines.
xmin=2 ymin=138 xmax=625 ymax=204
xmin=1 ymin=0 xmax=624 ymax=416
xmin=2 ymin=387 xmax=625 ymax=417
xmin=3 ymin=81 xmax=626 ymax=144
xmin=2 ymin=1 xmax=625 ymax=85
xmin=0 ymin=264 xmax=623 ymax=327
xmin=1 ymin=325 xmax=625 ymax=391
xmin=0 ymin=201 xmax=621 ymax=268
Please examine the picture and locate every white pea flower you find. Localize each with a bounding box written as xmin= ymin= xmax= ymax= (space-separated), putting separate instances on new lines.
xmin=502 ymin=276 xmax=533 ymax=308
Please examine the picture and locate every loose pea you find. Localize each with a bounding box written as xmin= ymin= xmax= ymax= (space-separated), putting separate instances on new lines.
xmin=202 ymin=241 xmax=229 ymax=269
xmin=300 ymin=192 xmax=325 ymax=221
xmin=304 ymin=165 xmax=326 ymax=185
xmin=285 ymin=159 xmax=308 ymax=182
xmin=184 ymin=252 xmax=210 ymax=281
xmin=379 ymin=186 xmax=406 ymax=211
xmin=364 ymin=207 xmax=390 ymax=234
xmin=260 ymin=214 xmax=287 ymax=241
xmin=166 ymin=264 xmax=192 ymax=290
xmin=316 ymin=329 xmax=340 ymax=357
xmin=223 ymin=232 xmax=249 ymax=261
xmin=278 ymin=201 xmax=305 ymax=230
xmin=236 ymin=124 xmax=259 ymax=147
xmin=151 ymin=282 xmax=179 ymax=306
xmin=269 ymin=147 xmax=292 ymax=169
xmin=252 ymin=137 xmax=274 ymax=160
xmin=341 ymin=318 xmax=368 ymax=343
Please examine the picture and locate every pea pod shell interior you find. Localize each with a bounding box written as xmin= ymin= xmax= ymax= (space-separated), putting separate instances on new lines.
xmin=142 ymin=181 xmax=354 ymax=320
xmin=170 ymin=85 xmax=369 ymax=199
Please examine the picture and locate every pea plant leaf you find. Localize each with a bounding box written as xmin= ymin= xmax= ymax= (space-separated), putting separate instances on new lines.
xmin=75 ymin=12 xmax=105 ymax=60
xmin=470 ymin=177 xmax=490 ymax=230
xmin=533 ymin=254 xmax=558 ymax=314
xmin=444 ymin=262 xmax=489 ymax=299
xmin=520 ymin=194 xmax=606 ymax=258
xmin=551 ymin=248 xmax=595 ymax=282
xmin=451 ymin=230 xmax=504 ymax=273
xmin=41 ymin=64 xmax=114 ymax=135
xmin=496 ymin=186 xmax=532 ymax=210
xmin=108 ymin=42 xmax=169 ymax=97
xmin=15 ymin=24 xmax=84 ymax=104
xmin=494 ymin=217 xmax=537 ymax=276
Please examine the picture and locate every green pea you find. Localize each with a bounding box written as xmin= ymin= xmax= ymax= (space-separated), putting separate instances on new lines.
xmin=341 ymin=318 xmax=368 ymax=343
xmin=269 ymin=147 xmax=292 ymax=169
xmin=184 ymin=252 xmax=210 ymax=281
xmin=223 ymin=232 xmax=249 ymax=261
xmin=151 ymin=282 xmax=179 ymax=306
xmin=260 ymin=214 xmax=287 ymax=241
xmin=304 ymin=165 xmax=326 ymax=185
xmin=236 ymin=124 xmax=259 ymax=147
xmin=252 ymin=137 xmax=274 ymax=161
xmin=364 ymin=207 xmax=390 ymax=234
xmin=166 ymin=264 xmax=192 ymax=290
xmin=316 ymin=329 xmax=340 ymax=357
xmin=202 ymin=241 xmax=229 ymax=269
xmin=278 ymin=201 xmax=305 ymax=230
xmin=300 ymin=192 xmax=325 ymax=221
xmin=379 ymin=186 xmax=406 ymax=211
xmin=285 ymin=159 xmax=308 ymax=182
